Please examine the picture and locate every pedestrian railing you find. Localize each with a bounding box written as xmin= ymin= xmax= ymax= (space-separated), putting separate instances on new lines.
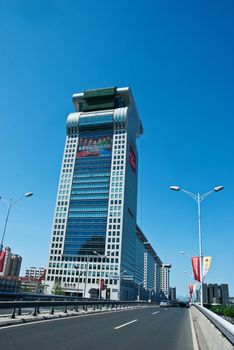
xmin=0 ymin=300 xmax=146 ymax=320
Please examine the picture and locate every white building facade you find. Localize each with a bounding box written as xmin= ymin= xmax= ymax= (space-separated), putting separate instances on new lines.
xmin=160 ymin=263 xmax=171 ymax=297
xmin=25 ymin=267 xmax=46 ymax=279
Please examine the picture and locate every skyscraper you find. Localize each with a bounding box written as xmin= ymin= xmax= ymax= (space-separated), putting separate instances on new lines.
xmin=160 ymin=264 xmax=171 ymax=297
xmin=46 ymin=87 xmax=162 ymax=300
xmin=203 ymin=283 xmax=230 ymax=305
xmin=0 ymin=247 xmax=22 ymax=277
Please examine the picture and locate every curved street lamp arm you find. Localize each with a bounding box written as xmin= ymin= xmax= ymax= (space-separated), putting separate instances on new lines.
xmin=180 ymin=189 xmax=198 ymax=202
xmin=11 ymin=195 xmax=29 ymax=207
xmin=200 ymin=190 xmax=214 ymax=202
xmin=0 ymin=197 xmax=11 ymax=208
xmin=1 ymin=195 xmax=30 ymax=208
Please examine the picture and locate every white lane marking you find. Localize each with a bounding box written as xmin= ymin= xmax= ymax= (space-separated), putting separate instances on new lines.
xmin=114 ymin=319 xmax=138 ymax=330
xmin=152 ymin=311 xmax=159 ymax=315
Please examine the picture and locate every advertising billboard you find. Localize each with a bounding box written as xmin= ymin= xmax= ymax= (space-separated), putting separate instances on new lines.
xmin=129 ymin=143 xmax=136 ymax=172
xmin=0 ymin=250 xmax=6 ymax=272
xmin=76 ymin=132 xmax=112 ymax=158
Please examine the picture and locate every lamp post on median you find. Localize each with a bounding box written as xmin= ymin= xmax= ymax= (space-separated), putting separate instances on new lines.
xmin=118 ymin=270 xmax=128 ymax=301
xmin=137 ymin=281 xmax=144 ymax=301
xmin=74 ymin=266 xmax=84 ymax=298
xmin=179 ymin=252 xmax=197 ymax=303
xmin=93 ymin=251 xmax=108 ymax=299
xmin=109 ymin=270 xmax=127 ymax=300
xmin=148 ymin=288 xmax=155 ymax=302
xmin=83 ymin=255 xmax=92 ymax=299
xmin=170 ymin=185 xmax=224 ymax=307
xmin=0 ymin=192 xmax=33 ymax=251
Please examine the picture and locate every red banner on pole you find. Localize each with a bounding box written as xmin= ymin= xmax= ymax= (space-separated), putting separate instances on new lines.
xmin=191 ymin=257 xmax=201 ymax=282
xmin=0 ymin=250 xmax=6 ymax=272
xmin=189 ymin=283 xmax=193 ymax=296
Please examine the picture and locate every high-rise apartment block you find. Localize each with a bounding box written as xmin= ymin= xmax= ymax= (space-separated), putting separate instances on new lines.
xmin=160 ymin=264 xmax=171 ymax=297
xmin=169 ymin=287 xmax=176 ymax=301
xmin=202 ymin=283 xmax=230 ymax=305
xmin=0 ymin=247 xmax=22 ymax=277
xmin=46 ymin=87 xmax=168 ymax=300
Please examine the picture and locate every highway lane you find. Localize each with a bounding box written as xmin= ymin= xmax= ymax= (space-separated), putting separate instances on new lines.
xmin=0 ymin=306 xmax=194 ymax=350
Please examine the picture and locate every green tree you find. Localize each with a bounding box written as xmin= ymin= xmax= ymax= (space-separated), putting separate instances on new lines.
xmin=210 ymin=305 xmax=234 ymax=319
xmin=20 ymin=285 xmax=31 ymax=292
xmin=51 ymin=278 xmax=64 ymax=295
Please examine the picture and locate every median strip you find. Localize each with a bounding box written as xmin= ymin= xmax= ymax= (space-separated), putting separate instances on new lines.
xmin=114 ymin=319 xmax=138 ymax=330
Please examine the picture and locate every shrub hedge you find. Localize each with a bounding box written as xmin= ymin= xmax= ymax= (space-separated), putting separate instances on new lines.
xmin=210 ymin=305 xmax=234 ymax=318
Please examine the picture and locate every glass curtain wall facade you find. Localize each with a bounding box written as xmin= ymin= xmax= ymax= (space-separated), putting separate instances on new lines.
xmin=46 ymin=87 xmax=165 ymax=301
xmin=64 ymin=129 xmax=113 ymax=256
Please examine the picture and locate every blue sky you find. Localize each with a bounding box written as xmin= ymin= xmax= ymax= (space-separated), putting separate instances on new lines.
xmin=0 ymin=0 xmax=233 ymax=297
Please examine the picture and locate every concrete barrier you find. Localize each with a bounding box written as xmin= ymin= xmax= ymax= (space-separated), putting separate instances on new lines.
xmin=190 ymin=305 xmax=234 ymax=350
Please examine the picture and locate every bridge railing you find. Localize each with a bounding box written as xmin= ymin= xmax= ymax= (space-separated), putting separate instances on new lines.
xmin=192 ymin=303 xmax=234 ymax=346
xmin=0 ymin=300 xmax=146 ymax=319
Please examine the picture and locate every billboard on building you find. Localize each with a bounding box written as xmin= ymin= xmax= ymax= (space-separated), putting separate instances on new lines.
xmin=0 ymin=250 xmax=6 ymax=272
xmin=76 ymin=132 xmax=112 ymax=158
xmin=129 ymin=143 xmax=136 ymax=172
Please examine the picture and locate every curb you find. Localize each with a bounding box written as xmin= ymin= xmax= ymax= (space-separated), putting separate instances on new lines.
xmin=0 ymin=306 xmax=140 ymax=328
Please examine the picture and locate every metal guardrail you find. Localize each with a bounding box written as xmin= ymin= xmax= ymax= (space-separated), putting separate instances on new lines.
xmin=193 ymin=303 xmax=234 ymax=345
xmin=0 ymin=292 xmax=96 ymax=301
xmin=0 ymin=300 xmax=146 ymax=320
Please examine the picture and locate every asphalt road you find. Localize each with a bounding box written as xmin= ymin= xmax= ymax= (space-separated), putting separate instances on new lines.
xmin=0 ymin=306 xmax=194 ymax=350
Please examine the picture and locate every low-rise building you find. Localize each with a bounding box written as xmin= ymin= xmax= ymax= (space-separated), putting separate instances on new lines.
xmin=20 ymin=277 xmax=44 ymax=294
xmin=25 ymin=267 xmax=46 ymax=279
xmin=0 ymin=276 xmax=21 ymax=293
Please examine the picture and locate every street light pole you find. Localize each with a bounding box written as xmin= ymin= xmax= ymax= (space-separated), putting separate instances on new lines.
xmin=93 ymin=251 xmax=107 ymax=299
xmin=170 ymin=185 xmax=224 ymax=307
xmin=0 ymin=192 xmax=33 ymax=252
xmin=0 ymin=199 xmax=12 ymax=251
xmin=148 ymin=288 xmax=155 ymax=302
xmin=197 ymin=193 xmax=203 ymax=306
xmin=137 ymin=281 xmax=144 ymax=301
xmin=74 ymin=266 xmax=83 ymax=298
xmin=179 ymin=252 xmax=196 ymax=302
xmin=109 ymin=271 xmax=127 ymax=300
xmin=84 ymin=255 xmax=91 ymax=298
xmin=118 ymin=271 xmax=127 ymax=301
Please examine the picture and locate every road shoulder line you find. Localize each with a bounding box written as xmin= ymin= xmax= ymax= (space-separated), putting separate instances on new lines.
xmin=189 ymin=309 xmax=199 ymax=350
